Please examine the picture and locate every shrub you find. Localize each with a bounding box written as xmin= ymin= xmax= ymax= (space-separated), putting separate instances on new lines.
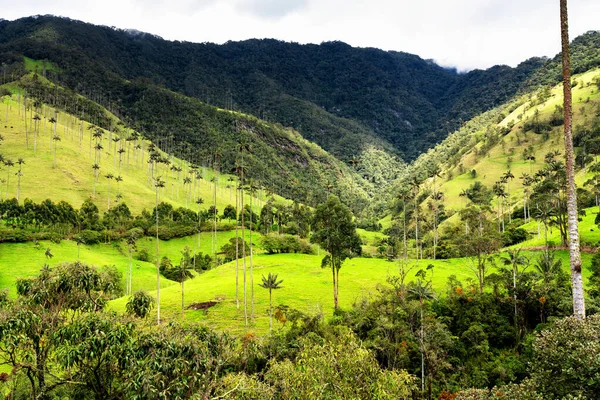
xmin=76 ymin=229 xmax=102 ymax=245
xmin=126 ymin=290 xmax=155 ymax=318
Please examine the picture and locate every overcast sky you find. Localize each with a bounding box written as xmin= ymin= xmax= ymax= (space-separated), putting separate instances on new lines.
xmin=1 ymin=0 xmax=599 ymax=71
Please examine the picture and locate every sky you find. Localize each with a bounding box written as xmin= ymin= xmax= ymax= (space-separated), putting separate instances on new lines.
xmin=1 ymin=0 xmax=599 ymax=71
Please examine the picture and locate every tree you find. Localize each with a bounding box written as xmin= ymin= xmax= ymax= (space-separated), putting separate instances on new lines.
xmin=33 ymin=114 xmax=40 ymax=153
xmin=259 ymin=272 xmax=283 ymax=333
xmin=48 ymin=116 xmax=56 ymax=152
xmin=16 ymin=158 xmax=25 ymax=201
xmin=500 ymin=249 xmax=529 ymax=340
xmin=92 ymin=163 xmax=100 ymax=197
xmin=0 ymin=262 xmax=122 ymax=399
xmin=125 ymin=229 xmax=141 ymax=295
xmin=408 ymin=268 xmax=436 ymax=395
xmin=560 ymin=0 xmax=585 ymax=318
xmin=4 ymin=158 xmax=13 ymax=199
xmin=176 ymin=246 xmax=195 ymax=321
xmin=154 ymin=176 xmax=165 ymax=324
xmin=311 ymin=195 xmax=362 ymax=309
xmin=429 ymin=165 xmax=443 ymax=259
xmin=105 ymin=173 xmax=114 ymax=211
xmin=126 ymin=290 xmax=155 ymax=318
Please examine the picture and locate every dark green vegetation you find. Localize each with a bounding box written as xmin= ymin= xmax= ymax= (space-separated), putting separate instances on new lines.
xmin=0 ymin=15 xmax=548 ymax=163
xmin=0 ymin=11 xmax=600 ymax=400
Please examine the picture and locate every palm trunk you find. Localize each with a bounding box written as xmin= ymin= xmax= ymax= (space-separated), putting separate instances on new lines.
xmin=241 ymin=176 xmax=247 ymax=326
xmin=235 ymin=184 xmax=240 ymax=309
xmin=561 ymin=0 xmax=585 ymax=318
xmin=269 ymin=289 xmax=273 ymax=333
xmin=156 ymin=185 xmax=161 ymax=325
xmin=250 ymin=195 xmax=254 ymax=321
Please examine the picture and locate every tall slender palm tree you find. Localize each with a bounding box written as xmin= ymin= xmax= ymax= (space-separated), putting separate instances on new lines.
xmin=247 ymin=178 xmax=259 ymax=320
xmin=105 ymin=173 xmax=114 ymax=211
xmin=4 ymin=159 xmax=13 ymax=199
xmin=408 ymin=272 xmax=436 ymax=395
xmin=502 ymin=170 xmax=515 ymax=222
xmin=126 ymin=231 xmax=138 ymax=295
xmin=33 ymin=114 xmax=41 ymax=153
xmin=259 ymin=273 xmax=283 ymax=333
xmin=237 ymin=136 xmax=251 ymax=325
xmin=410 ymin=177 xmax=421 ymax=259
xmin=115 ymin=175 xmax=123 ymax=198
xmin=16 ymin=158 xmax=25 ymax=201
xmin=154 ymin=176 xmax=165 ymax=324
xmin=500 ymin=249 xmax=529 ymax=339
xmin=92 ymin=163 xmax=100 ymax=197
xmin=429 ymin=166 xmax=443 ymax=259
xmin=177 ymin=246 xmax=194 ymax=322
xmin=194 ymin=197 xmax=204 ymax=272
xmin=560 ymin=0 xmax=585 ymax=318
xmin=49 ymin=115 xmax=57 ymax=153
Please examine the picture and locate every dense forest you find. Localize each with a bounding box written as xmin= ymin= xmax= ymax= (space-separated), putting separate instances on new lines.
xmin=0 ymin=15 xmax=555 ymax=161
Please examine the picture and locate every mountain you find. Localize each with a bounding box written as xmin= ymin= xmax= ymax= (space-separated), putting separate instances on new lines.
xmin=0 ymin=15 xmax=545 ymax=162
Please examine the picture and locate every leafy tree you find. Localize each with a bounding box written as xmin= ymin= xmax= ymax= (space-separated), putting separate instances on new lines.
xmin=126 ymin=290 xmax=155 ymax=318
xmin=0 ymin=262 xmax=121 ymax=399
xmin=311 ymin=195 xmax=361 ymax=309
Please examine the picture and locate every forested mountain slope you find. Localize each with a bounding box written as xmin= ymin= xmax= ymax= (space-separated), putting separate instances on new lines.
xmin=0 ymin=72 xmax=382 ymax=213
xmin=0 ymin=15 xmax=547 ymax=161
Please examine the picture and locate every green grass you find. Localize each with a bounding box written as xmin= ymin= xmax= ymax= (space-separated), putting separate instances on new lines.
xmin=108 ymin=253 xmax=477 ymax=334
xmin=0 ymin=89 xmax=285 ymax=215
xmin=23 ymin=57 xmax=59 ymax=74
xmin=409 ymin=68 xmax=600 ymax=228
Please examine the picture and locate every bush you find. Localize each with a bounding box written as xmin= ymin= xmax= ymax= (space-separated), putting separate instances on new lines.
xmin=261 ymin=233 xmax=313 ymax=254
xmin=136 ymin=248 xmax=150 ymax=262
xmin=529 ymin=315 xmax=600 ymax=399
xmin=502 ymin=228 xmax=529 ymax=246
xmin=76 ymin=229 xmax=102 ymax=245
xmin=126 ymin=290 xmax=155 ymax=318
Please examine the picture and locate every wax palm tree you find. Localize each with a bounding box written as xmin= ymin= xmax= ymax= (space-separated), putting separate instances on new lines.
xmin=154 ymin=176 xmax=165 ymax=325
xmin=91 ymin=163 xmax=100 ymax=197
xmin=125 ymin=231 xmax=138 ymax=295
xmin=247 ymin=178 xmax=259 ymax=320
xmin=560 ymin=0 xmax=585 ymax=318
xmin=33 ymin=114 xmax=41 ymax=153
xmin=493 ymin=181 xmax=507 ymax=232
xmin=500 ymin=249 xmax=529 ymax=337
xmin=410 ymin=176 xmax=422 ymax=259
xmin=408 ymin=270 xmax=436 ymax=394
xmin=259 ymin=273 xmax=283 ymax=333
xmin=4 ymin=159 xmax=13 ymax=199
xmin=194 ymin=198 xmax=205 ymax=272
xmin=236 ymin=137 xmax=252 ymax=323
xmin=429 ymin=166 xmax=443 ymax=259
xmin=105 ymin=173 xmax=114 ymax=211
xmin=502 ymin=170 xmax=515 ymax=222
xmin=48 ymin=116 xmax=57 ymax=152
xmin=177 ymin=246 xmax=195 ymax=322
xmin=16 ymin=158 xmax=24 ymax=201
xmin=115 ymin=175 xmax=123 ymax=196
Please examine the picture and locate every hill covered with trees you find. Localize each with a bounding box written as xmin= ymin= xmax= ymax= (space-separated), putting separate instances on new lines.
xmin=0 ymin=15 xmax=553 ymax=163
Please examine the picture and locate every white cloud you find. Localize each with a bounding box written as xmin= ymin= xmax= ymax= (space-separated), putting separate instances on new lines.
xmin=0 ymin=0 xmax=598 ymax=70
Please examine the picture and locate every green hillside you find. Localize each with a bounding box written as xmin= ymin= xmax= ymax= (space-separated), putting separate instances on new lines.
xmin=0 ymin=16 xmax=549 ymax=164
xmin=391 ymin=67 xmax=600 ymax=225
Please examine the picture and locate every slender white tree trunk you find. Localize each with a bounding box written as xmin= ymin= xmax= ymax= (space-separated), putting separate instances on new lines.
xmin=561 ymin=0 xmax=585 ymax=318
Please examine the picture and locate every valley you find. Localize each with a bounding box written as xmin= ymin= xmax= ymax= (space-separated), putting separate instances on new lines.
xmin=0 ymin=13 xmax=599 ymax=399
